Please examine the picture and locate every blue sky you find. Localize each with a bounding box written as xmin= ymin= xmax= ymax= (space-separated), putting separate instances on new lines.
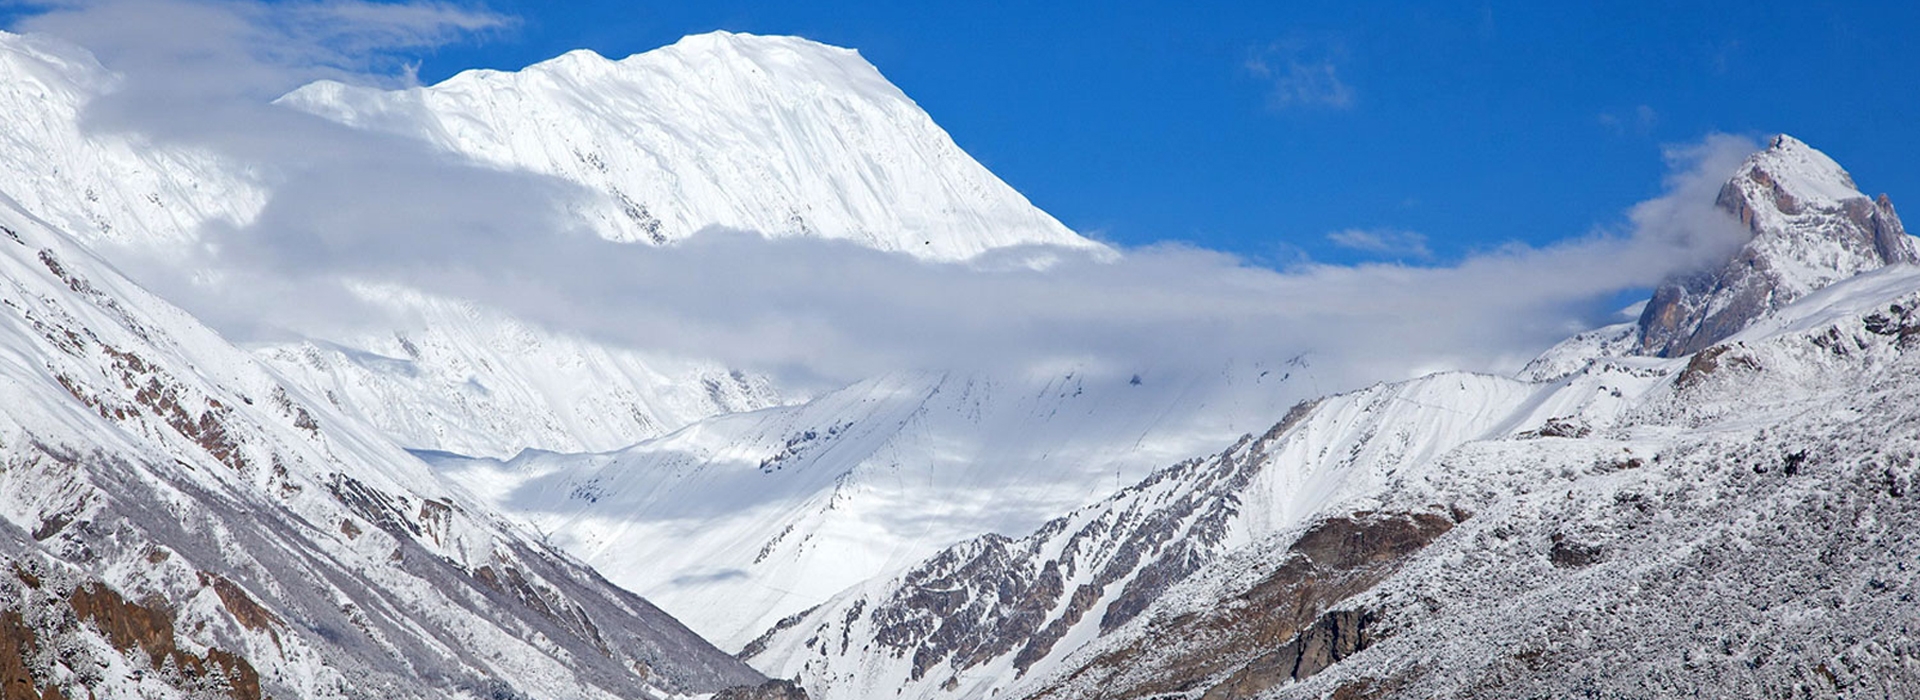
xmin=397 ymin=1 xmax=1920 ymax=266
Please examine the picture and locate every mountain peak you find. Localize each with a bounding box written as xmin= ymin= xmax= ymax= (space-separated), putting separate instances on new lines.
xmin=1719 ymin=133 xmax=1867 ymax=228
xmin=1636 ymin=135 xmax=1918 ymax=357
xmin=666 ymin=29 xmax=855 ymax=55
xmin=279 ymin=32 xmax=1092 ymax=260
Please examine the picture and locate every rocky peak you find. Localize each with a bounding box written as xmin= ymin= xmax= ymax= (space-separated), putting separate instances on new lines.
xmin=1636 ymin=134 xmax=1919 ymax=357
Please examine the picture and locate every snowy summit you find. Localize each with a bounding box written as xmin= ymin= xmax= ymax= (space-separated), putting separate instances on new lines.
xmin=280 ymin=31 xmax=1099 ymax=260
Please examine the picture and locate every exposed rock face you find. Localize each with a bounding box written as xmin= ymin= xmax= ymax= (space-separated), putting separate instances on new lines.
xmin=1029 ymin=511 xmax=1457 ymax=700
xmin=4 ymin=563 xmax=261 ymax=700
xmin=714 ymin=679 xmax=811 ymax=700
xmin=1202 ymin=609 xmax=1374 ymax=700
xmin=1638 ymin=134 xmax=1920 ymax=357
xmin=2 ymin=609 xmax=50 ymax=700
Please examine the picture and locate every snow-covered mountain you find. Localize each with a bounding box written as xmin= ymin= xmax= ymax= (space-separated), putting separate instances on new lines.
xmin=425 ymin=133 xmax=1920 ymax=661
xmin=278 ymin=31 xmax=1097 ymax=261
xmin=5 ymin=13 xmax=1915 ymax=698
xmin=0 ymin=29 xmax=783 ymax=459
xmin=0 ymin=191 xmax=764 ymax=697
xmin=732 ymin=137 xmax=1920 ymax=699
xmin=1525 ymin=133 xmax=1918 ymax=380
xmin=253 ymin=30 xmax=1115 ymax=456
xmin=0 ymin=28 xmax=1106 ymax=459
xmin=0 ymin=32 xmax=262 ymax=248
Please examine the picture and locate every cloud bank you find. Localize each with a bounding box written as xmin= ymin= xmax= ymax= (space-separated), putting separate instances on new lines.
xmin=9 ymin=0 xmax=1758 ymax=397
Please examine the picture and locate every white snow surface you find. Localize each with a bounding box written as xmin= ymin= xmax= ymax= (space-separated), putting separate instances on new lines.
xmin=427 ymin=361 xmax=1309 ymax=650
xmin=0 ymin=32 xmax=264 ymax=247
xmin=1738 ymin=134 xmax=1868 ymax=211
xmin=0 ymin=28 xmax=784 ymax=459
xmin=247 ymin=284 xmax=784 ymax=457
xmin=279 ymin=31 xmax=1098 ymax=260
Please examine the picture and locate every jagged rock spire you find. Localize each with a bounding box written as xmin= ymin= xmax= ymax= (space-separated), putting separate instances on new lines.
xmin=1637 ymin=134 xmax=1919 ymax=357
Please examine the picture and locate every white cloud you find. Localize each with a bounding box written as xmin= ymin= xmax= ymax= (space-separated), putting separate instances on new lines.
xmin=166 ymin=132 xmax=1753 ymax=393
xmin=1326 ymin=228 xmax=1432 ymax=258
xmin=1245 ymin=40 xmax=1354 ymax=110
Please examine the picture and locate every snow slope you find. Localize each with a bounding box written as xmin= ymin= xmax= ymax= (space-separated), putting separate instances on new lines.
xmin=278 ymin=31 xmax=1098 ymax=260
xmin=426 ymin=361 xmax=1309 ymax=650
xmin=741 ymin=334 xmax=1671 ymax=698
xmin=248 ymin=286 xmax=783 ymax=457
xmin=0 ymin=32 xmax=263 ymax=247
xmin=0 ymin=186 xmax=764 ymax=697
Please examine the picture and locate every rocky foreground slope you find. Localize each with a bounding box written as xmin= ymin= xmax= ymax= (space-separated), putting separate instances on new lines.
xmin=741 ymin=137 xmax=1920 ymax=699
xmin=0 ymin=188 xmax=763 ymax=697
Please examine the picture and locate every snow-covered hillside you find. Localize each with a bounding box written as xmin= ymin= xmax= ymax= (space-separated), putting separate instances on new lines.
xmin=248 ymin=286 xmax=783 ymax=457
xmin=0 ymin=193 xmax=766 ymax=697
xmin=6 ymin=12 xmax=1916 ymax=697
xmin=742 ymin=339 xmax=1668 ymax=698
xmin=427 ymin=362 xmax=1307 ymax=650
xmin=0 ymin=32 xmax=262 ymax=247
xmin=278 ymin=31 xmax=1097 ymax=261
xmin=751 ymin=277 xmax=1920 ymax=699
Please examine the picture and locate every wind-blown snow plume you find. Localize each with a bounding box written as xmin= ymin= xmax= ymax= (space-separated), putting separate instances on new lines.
xmin=8 ymin=0 xmax=1757 ymax=396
